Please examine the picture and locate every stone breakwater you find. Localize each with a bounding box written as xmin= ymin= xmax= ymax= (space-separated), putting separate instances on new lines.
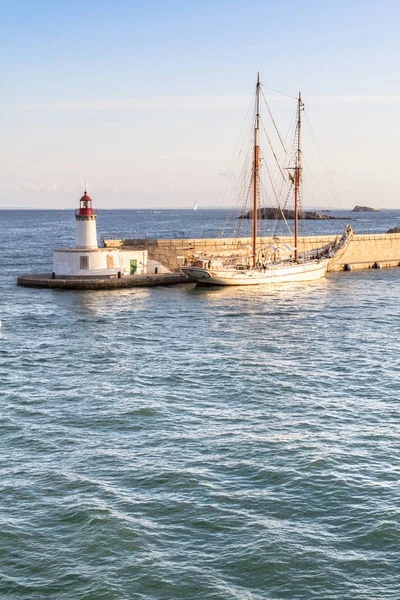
xmin=105 ymin=232 xmax=400 ymax=273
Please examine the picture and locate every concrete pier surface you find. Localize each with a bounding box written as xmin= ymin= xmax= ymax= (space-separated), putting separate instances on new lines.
xmin=17 ymin=273 xmax=189 ymax=290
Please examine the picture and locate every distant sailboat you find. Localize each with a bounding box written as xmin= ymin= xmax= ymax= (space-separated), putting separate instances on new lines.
xmin=182 ymin=73 xmax=352 ymax=286
xmin=193 ymin=200 xmax=198 ymax=211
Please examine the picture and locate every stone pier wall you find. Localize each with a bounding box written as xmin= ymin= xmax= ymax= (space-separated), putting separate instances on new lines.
xmin=103 ymin=233 xmax=400 ymax=273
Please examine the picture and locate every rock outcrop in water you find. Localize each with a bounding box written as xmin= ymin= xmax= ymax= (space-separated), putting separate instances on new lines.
xmin=238 ymin=208 xmax=338 ymax=220
xmin=386 ymin=225 xmax=400 ymax=233
xmin=352 ymin=205 xmax=379 ymax=212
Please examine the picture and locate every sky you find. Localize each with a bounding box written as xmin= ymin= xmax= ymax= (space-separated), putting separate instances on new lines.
xmin=1 ymin=0 xmax=400 ymax=209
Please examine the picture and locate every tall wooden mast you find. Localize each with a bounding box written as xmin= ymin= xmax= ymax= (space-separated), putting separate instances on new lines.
xmin=252 ymin=72 xmax=261 ymax=268
xmin=294 ymin=92 xmax=303 ymax=263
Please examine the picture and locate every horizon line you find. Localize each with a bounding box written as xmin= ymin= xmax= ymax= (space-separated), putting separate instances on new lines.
xmin=19 ymin=94 xmax=400 ymax=112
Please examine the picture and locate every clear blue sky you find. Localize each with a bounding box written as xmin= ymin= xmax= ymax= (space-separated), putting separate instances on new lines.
xmin=1 ymin=0 xmax=400 ymax=208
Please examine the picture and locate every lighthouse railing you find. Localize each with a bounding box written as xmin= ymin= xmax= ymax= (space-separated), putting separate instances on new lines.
xmin=75 ymin=208 xmax=98 ymax=216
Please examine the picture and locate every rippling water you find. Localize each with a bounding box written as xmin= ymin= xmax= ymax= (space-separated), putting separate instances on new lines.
xmin=1 ymin=210 xmax=400 ymax=599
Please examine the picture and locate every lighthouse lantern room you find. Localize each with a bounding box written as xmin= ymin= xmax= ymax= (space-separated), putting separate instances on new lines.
xmin=75 ymin=190 xmax=98 ymax=249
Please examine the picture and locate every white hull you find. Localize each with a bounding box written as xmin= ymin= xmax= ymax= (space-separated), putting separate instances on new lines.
xmin=182 ymin=259 xmax=328 ymax=286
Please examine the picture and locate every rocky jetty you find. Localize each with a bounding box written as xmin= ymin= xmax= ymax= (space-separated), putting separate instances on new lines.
xmin=352 ymin=205 xmax=379 ymax=212
xmin=238 ymin=208 xmax=338 ymax=220
xmin=386 ymin=225 xmax=400 ymax=233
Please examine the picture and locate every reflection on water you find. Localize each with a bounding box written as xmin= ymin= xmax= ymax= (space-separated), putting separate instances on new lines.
xmin=52 ymin=287 xmax=154 ymax=316
xmin=191 ymin=274 xmax=332 ymax=297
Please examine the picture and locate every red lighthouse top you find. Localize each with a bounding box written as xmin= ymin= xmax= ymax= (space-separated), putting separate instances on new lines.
xmin=78 ymin=190 xmax=93 ymax=216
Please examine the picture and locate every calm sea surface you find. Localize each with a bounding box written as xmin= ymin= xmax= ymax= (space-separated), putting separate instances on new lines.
xmin=1 ymin=209 xmax=400 ymax=599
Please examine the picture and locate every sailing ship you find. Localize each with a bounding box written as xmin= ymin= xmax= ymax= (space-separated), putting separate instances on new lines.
xmin=182 ymin=74 xmax=352 ymax=286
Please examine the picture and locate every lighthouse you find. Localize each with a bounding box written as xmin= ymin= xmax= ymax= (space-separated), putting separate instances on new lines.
xmin=52 ymin=187 xmax=150 ymax=279
xmin=75 ymin=189 xmax=98 ymax=249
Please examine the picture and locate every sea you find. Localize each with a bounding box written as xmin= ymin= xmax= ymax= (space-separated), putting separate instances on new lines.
xmin=1 ymin=208 xmax=399 ymax=600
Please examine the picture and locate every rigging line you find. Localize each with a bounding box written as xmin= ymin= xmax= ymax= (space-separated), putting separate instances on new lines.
xmin=219 ymin=126 xmax=254 ymax=237
xmin=260 ymin=152 xmax=288 ymax=213
xmin=259 ymin=148 xmax=280 ymax=206
xmin=219 ymin=94 xmax=254 ymax=202
xmin=302 ymin=155 xmax=331 ymax=208
xmin=219 ymin=149 xmax=253 ymax=238
xmin=218 ymin=124 xmax=252 ymax=207
xmin=307 ymin=119 xmax=340 ymax=205
xmin=260 ymin=83 xmax=297 ymax=101
xmin=208 ymin=95 xmax=254 ymax=240
xmin=280 ymin=171 xmax=292 ymax=206
xmin=267 ymin=159 xmax=288 ymax=211
xmin=260 ymin=87 xmax=288 ymax=154
xmin=277 ymin=186 xmax=293 ymax=234
xmin=280 ymin=107 xmax=297 ymax=163
xmin=260 ymin=176 xmax=293 ymax=235
xmin=271 ymin=183 xmax=293 ymax=238
xmin=233 ymin=177 xmax=253 ymax=237
xmin=283 ymin=112 xmax=299 ymax=166
xmin=276 ymin=136 xmax=293 ymax=201
xmin=303 ymin=110 xmax=343 ymax=209
xmin=260 ymin=119 xmax=287 ymax=182
xmin=269 ymin=109 xmax=297 ymax=214
xmin=270 ymin=165 xmax=287 ymax=214
xmin=266 ymin=126 xmax=294 ymax=218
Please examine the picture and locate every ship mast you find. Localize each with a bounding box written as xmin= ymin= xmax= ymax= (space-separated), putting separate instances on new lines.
xmin=252 ymin=72 xmax=261 ymax=268
xmin=294 ymin=92 xmax=303 ymax=263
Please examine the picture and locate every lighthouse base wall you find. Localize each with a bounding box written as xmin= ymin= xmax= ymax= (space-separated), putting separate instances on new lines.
xmin=53 ymin=248 xmax=149 ymax=277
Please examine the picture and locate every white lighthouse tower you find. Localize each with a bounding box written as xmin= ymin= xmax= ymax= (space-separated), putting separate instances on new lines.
xmin=75 ymin=188 xmax=98 ymax=248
